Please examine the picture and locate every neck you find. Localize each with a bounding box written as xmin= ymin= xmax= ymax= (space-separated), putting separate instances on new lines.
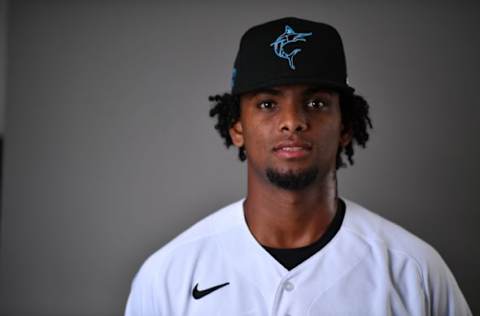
xmin=244 ymin=167 xmax=338 ymax=249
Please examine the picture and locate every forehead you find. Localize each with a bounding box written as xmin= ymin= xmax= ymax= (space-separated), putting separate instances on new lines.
xmin=241 ymin=84 xmax=339 ymax=99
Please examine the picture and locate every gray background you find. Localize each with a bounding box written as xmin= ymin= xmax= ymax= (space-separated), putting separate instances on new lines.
xmin=0 ymin=0 xmax=6 ymax=131
xmin=1 ymin=1 xmax=479 ymax=315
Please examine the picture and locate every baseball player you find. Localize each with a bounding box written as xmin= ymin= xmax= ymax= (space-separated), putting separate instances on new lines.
xmin=125 ymin=17 xmax=471 ymax=315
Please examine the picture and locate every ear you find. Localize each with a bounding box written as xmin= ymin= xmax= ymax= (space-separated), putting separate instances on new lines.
xmin=229 ymin=120 xmax=244 ymax=148
xmin=339 ymin=125 xmax=353 ymax=148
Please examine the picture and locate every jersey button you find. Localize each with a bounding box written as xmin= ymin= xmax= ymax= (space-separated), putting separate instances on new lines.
xmin=283 ymin=281 xmax=294 ymax=291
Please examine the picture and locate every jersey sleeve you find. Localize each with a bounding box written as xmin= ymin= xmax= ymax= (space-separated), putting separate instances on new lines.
xmin=124 ymin=261 xmax=162 ymax=316
xmin=422 ymin=248 xmax=472 ymax=316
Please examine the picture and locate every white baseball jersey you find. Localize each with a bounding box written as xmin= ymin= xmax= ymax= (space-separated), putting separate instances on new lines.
xmin=125 ymin=198 xmax=471 ymax=316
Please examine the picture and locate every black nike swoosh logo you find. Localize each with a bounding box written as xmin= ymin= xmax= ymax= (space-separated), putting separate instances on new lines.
xmin=192 ymin=282 xmax=229 ymax=299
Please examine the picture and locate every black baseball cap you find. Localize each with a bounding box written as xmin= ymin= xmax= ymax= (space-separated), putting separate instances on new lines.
xmin=231 ymin=17 xmax=354 ymax=95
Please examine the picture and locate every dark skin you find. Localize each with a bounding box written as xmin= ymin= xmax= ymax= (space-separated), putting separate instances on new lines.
xmin=229 ymin=84 xmax=352 ymax=249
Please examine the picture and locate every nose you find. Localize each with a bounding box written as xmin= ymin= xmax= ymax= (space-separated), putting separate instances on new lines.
xmin=279 ymin=105 xmax=308 ymax=133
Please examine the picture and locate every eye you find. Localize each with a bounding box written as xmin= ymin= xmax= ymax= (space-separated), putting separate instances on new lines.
xmin=257 ymin=100 xmax=276 ymax=110
xmin=306 ymin=98 xmax=328 ymax=110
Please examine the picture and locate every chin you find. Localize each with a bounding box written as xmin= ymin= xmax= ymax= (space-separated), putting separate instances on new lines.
xmin=265 ymin=166 xmax=319 ymax=191
xmin=270 ymin=162 xmax=317 ymax=174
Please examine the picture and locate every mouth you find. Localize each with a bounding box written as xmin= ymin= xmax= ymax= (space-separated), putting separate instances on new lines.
xmin=273 ymin=141 xmax=312 ymax=159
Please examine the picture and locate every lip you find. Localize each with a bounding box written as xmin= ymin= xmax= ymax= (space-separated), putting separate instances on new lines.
xmin=273 ymin=140 xmax=312 ymax=159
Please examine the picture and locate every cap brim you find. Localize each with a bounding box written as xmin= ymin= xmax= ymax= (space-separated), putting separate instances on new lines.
xmin=232 ymin=77 xmax=354 ymax=96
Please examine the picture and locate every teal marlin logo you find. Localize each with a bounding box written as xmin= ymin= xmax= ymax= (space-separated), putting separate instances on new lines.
xmin=270 ymin=25 xmax=312 ymax=70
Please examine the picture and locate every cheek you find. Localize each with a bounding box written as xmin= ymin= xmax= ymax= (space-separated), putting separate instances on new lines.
xmin=242 ymin=120 xmax=274 ymax=155
xmin=314 ymin=119 xmax=343 ymax=151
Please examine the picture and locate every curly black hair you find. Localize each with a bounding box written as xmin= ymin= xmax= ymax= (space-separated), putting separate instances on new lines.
xmin=208 ymin=91 xmax=372 ymax=169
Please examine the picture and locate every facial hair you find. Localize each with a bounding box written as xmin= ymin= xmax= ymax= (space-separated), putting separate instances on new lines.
xmin=266 ymin=167 xmax=319 ymax=191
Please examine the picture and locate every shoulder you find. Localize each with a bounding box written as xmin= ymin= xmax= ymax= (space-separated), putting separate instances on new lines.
xmin=342 ymin=198 xmax=450 ymax=280
xmin=342 ymin=199 xmax=437 ymax=262
xmin=341 ymin=198 xmax=471 ymax=315
xmin=129 ymin=199 xmax=244 ymax=281
xmin=139 ymin=198 xmax=244 ymax=271
xmin=125 ymin=199 xmax=245 ymax=315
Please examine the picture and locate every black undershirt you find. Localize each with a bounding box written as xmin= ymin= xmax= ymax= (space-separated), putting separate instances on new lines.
xmin=262 ymin=198 xmax=346 ymax=270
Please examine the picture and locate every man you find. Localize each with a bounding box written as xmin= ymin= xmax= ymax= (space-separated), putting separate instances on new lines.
xmin=125 ymin=17 xmax=471 ymax=315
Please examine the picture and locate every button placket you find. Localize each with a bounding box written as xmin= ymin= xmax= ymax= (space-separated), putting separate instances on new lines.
xmin=283 ymin=281 xmax=294 ymax=292
xmin=273 ymin=276 xmax=298 ymax=316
